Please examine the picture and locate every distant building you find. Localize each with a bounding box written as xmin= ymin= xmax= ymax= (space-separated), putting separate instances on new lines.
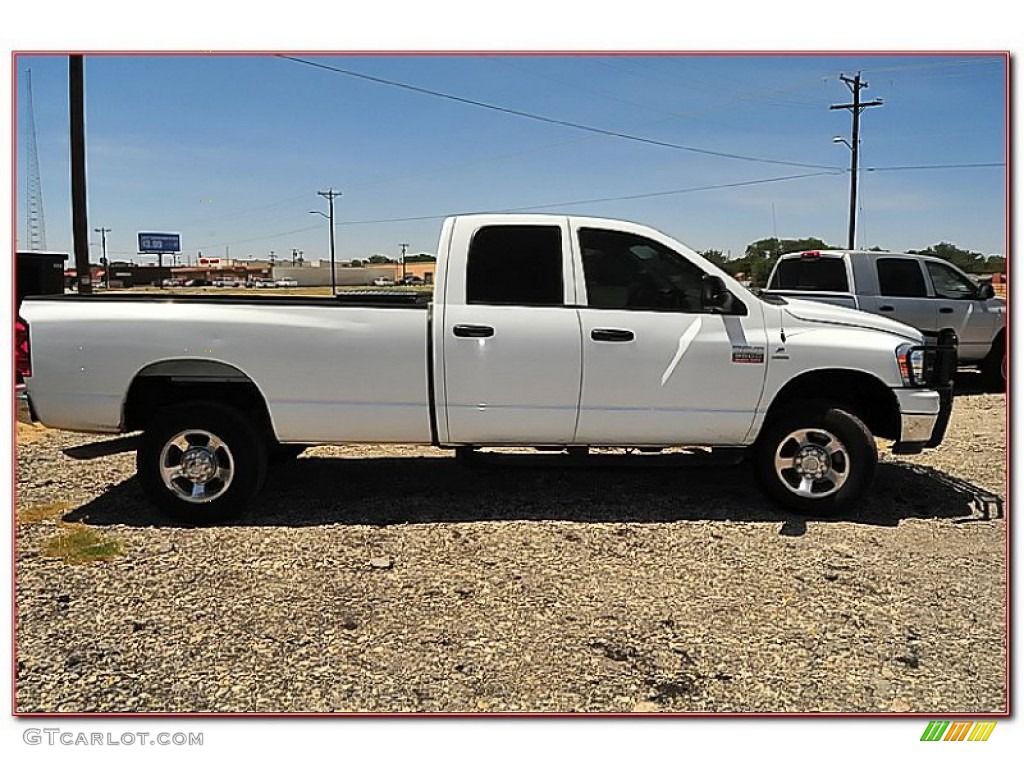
xmin=17 ymin=251 xmax=67 ymax=306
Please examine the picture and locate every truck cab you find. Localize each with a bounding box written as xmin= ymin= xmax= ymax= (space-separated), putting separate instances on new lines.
xmin=765 ymin=249 xmax=1005 ymax=386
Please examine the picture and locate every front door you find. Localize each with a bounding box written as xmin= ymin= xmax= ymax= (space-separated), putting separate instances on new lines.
xmin=923 ymin=259 xmax=1002 ymax=362
xmin=570 ymin=223 xmax=768 ymax=446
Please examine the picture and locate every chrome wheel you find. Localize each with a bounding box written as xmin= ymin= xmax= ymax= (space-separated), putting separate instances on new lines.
xmin=158 ymin=429 xmax=234 ymax=503
xmin=773 ymin=427 xmax=849 ymax=499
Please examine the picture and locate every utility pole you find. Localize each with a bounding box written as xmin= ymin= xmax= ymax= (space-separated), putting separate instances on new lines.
xmin=316 ymin=188 xmax=342 ymax=294
xmin=69 ymin=55 xmax=91 ymax=294
xmin=400 ymin=242 xmax=409 ymax=282
xmin=291 ymin=248 xmax=297 ymax=266
xmin=94 ymin=227 xmax=111 ymax=288
xmin=830 ymin=72 xmax=883 ymax=250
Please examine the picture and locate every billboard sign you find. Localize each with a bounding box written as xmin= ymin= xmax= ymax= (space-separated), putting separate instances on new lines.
xmin=138 ymin=232 xmax=181 ymax=253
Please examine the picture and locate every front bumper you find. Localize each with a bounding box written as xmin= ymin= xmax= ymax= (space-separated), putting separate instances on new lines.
xmin=892 ymin=386 xmax=954 ymax=454
xmin=892 ymin=331 xmax=957 ymax=454
xmin=16 ymin=385 xmax=37 ymax=424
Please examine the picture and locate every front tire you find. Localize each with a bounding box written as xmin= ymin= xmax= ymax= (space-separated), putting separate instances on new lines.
xmin=754 ymin=404 xmax=877 ymax=515
xmin=137 ymin=401 xmax=268 ymax=523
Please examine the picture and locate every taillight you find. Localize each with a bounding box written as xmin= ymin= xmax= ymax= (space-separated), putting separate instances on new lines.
xmin=15 ymin=317 xmax=31 ymax=381
xmin=799 ymin=251 xmax=821 ymax=259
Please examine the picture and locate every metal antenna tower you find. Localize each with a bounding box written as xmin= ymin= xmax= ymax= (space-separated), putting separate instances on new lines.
xmin=24 ymin=68 xmax=47 ymax=251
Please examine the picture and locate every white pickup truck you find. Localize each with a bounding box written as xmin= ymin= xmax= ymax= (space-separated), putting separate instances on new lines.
xmin=17 ymin=214 xmax=956 ymax=522
xmin=764 ymin=249 xmax=1005 ymax=388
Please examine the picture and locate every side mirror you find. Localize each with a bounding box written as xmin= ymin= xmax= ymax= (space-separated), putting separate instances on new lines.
xmin=977 ymin=282 xmax=995 ymax=300
xmin=701 ymin=274 xmax=730 ymax=311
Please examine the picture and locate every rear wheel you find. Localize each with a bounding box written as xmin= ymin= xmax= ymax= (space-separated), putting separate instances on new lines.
xmin=137 ymin=401 xmax=267 ymax=523
xmin=755 ymin=404 xmax=877 ymax=515
xmin=981 ymin=340 xmax=1006 ymax=392
xmin=269 ymin=443 xmax=308 ymax=464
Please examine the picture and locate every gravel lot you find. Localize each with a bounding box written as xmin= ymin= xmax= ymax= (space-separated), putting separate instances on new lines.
xmin=15 ymin=376 xmax=1006 ymax=713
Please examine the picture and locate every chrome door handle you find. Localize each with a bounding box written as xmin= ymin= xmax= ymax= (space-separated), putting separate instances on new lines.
xmin=591 ymin=328 xmax=635 ymax=342
xmin=453 ymin=324 xmax=494 ymax=338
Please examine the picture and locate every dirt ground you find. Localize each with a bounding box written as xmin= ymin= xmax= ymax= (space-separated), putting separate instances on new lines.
xmin=14 ymin=377 xmax=1006 ymax=713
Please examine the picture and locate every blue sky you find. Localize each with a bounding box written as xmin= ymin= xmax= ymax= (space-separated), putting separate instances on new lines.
xmin=15 ymin=53 xmax=1007 ymax=265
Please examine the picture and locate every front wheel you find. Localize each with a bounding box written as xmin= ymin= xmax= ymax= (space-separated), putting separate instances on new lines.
xmin=754 ymin=405 xmax=877 ymax=515
xmin=137 ymin=401 xmax=268 ymax=523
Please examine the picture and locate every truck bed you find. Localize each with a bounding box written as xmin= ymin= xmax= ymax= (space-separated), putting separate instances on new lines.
xmin=20 ymin=293 xmax=434 ymax=442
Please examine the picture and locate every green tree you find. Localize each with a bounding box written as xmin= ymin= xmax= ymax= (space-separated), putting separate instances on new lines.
xmin=982 ymin=255 xmax=1006 ymax=273
xmin=740 ymin=236 xmax=834 ymax=287
xmin=367 ymin=254 xmax=393 ymax=264
xmin=699 ymin=249 xmax=728 ymax=268
xmin=908 ymin=242 xmax=987 ymax=273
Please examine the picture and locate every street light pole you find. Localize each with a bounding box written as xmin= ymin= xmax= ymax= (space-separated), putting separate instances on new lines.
xmin=400 ymin=242 xmax=409 ymax=282
xmin=830 ymin=72 xmax=883 ymax=250
xmin=316 ymin=188 xmax=342 ymax=294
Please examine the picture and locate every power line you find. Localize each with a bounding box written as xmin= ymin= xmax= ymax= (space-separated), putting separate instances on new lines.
xmin=332 ymin=170 xmax=842 ymax=227
xmin=864 ymin=162 xmax=1004 ymax=172
xmin=277 ymin=55 xmax=841 ymax=171
xmin=191 ymin=161 xmax=1000 ymax=249
xmin=501 ymin=171 xmax=843 ymax=212
xmin=858 ymin=57 xmax=1004 ymax=75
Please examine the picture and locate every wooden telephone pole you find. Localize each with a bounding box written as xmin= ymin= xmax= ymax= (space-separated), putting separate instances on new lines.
xmin=830 ymin=72 xmax=883 ymax=250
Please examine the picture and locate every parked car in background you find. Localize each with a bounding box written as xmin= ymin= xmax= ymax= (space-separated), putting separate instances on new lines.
xmin=764 ymin=250 xmax=1006 ymax=388
xmin=371 ymin=276 xmax=395 ymax=287
xmin=399 ymin=275 xmax=425 ymax=286
xmin=275 ymin=277 xmax=299 ymax=288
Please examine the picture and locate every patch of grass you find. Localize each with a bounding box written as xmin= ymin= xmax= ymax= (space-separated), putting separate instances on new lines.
xmin=16 ymin=422 xmax=52 ymax=444
xmin=18 ymin=502 xmax=71 ymax=525
xmin=41 ymin=523 xmax=124 ymax=565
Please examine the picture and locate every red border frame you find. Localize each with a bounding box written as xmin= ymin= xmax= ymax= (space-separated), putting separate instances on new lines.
xmin=9 ymin=49 xmax=1011 ymax=719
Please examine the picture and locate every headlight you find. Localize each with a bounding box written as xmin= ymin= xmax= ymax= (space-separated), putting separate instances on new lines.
xmin=896 ymin=343 xmax=925 ymax=386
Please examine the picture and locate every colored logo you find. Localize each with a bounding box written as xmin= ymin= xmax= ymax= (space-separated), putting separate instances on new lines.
xmin=921 ymin=721 xmax=997 ymax=741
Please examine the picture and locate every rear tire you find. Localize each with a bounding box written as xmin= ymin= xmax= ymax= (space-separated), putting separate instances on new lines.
xmin=269 ymin=443 xmax=308 ymax=464
xmin=981 ymin=340 xmax=1006 ymax=392
xmin=754 ymin=404 xmax=877 ymax=515
xmin=137 ymin=401 xmax=267 ymax=523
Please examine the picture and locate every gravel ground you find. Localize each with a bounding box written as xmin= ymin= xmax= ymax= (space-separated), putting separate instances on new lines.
xmin=15 ymin=376 xmax=1006 ymax=713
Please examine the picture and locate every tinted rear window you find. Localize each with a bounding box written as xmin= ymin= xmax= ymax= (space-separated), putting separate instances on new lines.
xmin=769 ymin=257 xmax=849 ymax=292
xmin=466 ymin=225 xmax=564 ymax=306
xmin=877 ymin=258 xmax=927 ymax=298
